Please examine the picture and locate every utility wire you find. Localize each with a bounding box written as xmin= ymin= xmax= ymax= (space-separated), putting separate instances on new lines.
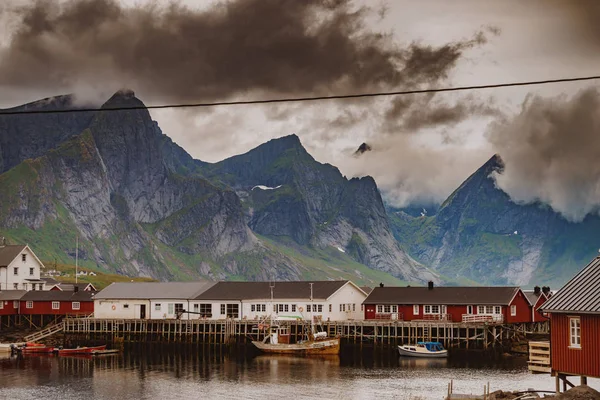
xmin=1 ymin=75 xmax=599 ymax=116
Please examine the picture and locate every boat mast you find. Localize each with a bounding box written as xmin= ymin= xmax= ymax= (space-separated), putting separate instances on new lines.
xmin=75 ymin=235 xmax=78 ymax=284
xmin=309 ymin=282 xmax=314 ymax=337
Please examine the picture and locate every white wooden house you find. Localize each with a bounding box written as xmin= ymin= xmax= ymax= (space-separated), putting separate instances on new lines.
xmin=93 ymin=281 xmax=215 ymax=319
xmin=0 ymin=244 xmax=46 ymax=291
xmin=192 ymin=280 xmax=367 ymax=321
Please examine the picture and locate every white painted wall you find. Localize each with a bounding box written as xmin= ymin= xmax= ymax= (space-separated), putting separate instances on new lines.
xmin=326 ymin=283 xmax=367 ymax=321
xmin=0 ymin=247 xmax=43 ymax=291
xmin=94 ymin=299 xmax=151 ymax=319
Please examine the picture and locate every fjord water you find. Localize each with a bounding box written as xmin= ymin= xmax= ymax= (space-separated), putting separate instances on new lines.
xmin=0 ymin=345 xmax=598 ymax=400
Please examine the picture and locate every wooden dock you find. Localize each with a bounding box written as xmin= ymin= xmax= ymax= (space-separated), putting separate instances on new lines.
xmin=60 ymin=318 xmax=549 ymax=349
xmin=528 ymin=341 xmax=551 ymax=373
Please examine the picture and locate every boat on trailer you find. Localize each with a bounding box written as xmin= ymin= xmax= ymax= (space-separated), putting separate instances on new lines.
xmin=397 ymin=341 xmax=448 ymax=358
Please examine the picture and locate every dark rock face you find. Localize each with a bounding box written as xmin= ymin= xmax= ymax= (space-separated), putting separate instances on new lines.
xmin=204 ymin=135 xmax=436 ymax=283
xmin=389 ymin=154 xmax=600 ymax=286
xmin=354 ymin=142 xmax=372 ymax=155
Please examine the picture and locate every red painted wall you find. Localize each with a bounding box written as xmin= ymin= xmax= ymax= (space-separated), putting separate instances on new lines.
xmin=19 ymin=300 xmax=94 ymax=315
xmin=533 ymin=295 xmax=549 ymax=322
xmin=551 ymin=313 xmax=600 ymax=378
xmin=0 ymin=300 xmax=19 ymax=315
xmin=506 ymin=290 xmax=532 ymax=323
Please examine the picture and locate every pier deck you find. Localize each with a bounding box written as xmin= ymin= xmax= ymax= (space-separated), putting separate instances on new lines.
xmin=62 ymin=318 xmax=549 ymax=349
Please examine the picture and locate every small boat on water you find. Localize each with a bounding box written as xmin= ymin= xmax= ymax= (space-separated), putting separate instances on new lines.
xmin=19 ymin=345 xmax=54 ymax=354
xmin=56 ymin=345 xmax=107 ymax=356
xmin=252 ymin=324 xmax=340 ymax=355
xmin=397 ymin=341 xmax=448 ymax=358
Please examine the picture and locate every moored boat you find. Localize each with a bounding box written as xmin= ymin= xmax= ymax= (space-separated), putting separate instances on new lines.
xmin=397 ymin=341 xmax=448 ymax=358
xmin=19 ymin=345 xmax=55 ymax=354
xmin=56 ymin=345 xmax=107 ymax=356
xmin=252 ymin=325 xmax=340 ymax=355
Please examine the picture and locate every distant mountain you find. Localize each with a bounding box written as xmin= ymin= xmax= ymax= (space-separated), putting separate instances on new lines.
xmin=0 ymin=90 xmax=435 ymax=285
xmin=354 ymin=142 xmax=372 ymax=156
xmin=389 ymin=154 xmax=600 ymax=287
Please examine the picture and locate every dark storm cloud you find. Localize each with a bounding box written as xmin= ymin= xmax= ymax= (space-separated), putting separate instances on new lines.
xmin=0 ymin=0 xmax=494 ymax=102
xmin=489 ymin=87 xmax=600 ymax=222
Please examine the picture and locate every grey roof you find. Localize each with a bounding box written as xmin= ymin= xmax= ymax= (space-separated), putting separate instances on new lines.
xmin=541 ymin=257 xmax=600 ymax=314
xmin=523 ymin=291 xmax=547 ymax=307
xmin=195 ymin=281 xmax=349 ymax=301
xmin=94 ymin=282 xmax=216 ymax=300
xmin=0 ymin=290 xmax=26 ymax=301
xmin=52 ymin=283 xmax=97 ymax=292
xmin=363 ymin=286 xmax=520 ymax=305
xmin=360 ymin=286 xmax=373 ymax=295
xmin=41 ymin=277 xmax=60 ymax=285
xmin=20 ymin=290 xmax=95 ymax=302
xmin=0 ymin=245 xmax=26 ymax=267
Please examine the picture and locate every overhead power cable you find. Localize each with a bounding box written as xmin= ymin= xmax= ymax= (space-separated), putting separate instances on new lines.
xmin=1 ymin=74 xmax=599 ymax=116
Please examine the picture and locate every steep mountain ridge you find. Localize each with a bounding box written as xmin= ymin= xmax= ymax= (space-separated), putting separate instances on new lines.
xmin=0 ymin=91 xmax=431 ymax=284
xmin=389 ymin=154 xmax=600 ymax=286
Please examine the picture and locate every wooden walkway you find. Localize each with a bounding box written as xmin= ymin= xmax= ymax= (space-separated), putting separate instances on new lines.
xmin=61 ymin=318 xmax=549 ymax=349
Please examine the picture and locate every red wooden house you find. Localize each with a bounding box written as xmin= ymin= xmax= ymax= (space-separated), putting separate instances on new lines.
xmin=541 ymin=257 xmax=600 ymax=384
xmin=19 ymin=289 xmax=95 ymax=326
xmin=524 ymin=287 xmax=550 ymax=323
xmin=363 ymin=282 xmax=532 ymax=323
xmin=0 ymin=290 xmax=26 ymax=329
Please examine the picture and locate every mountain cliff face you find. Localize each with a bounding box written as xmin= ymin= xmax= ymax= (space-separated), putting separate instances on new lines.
xmin=0 ymin=91 xmax=433 ymax=284
xmin=202 ymin=135 xmax=435 ymax=283
xmin=389 ymin=155 xmax=600 ymax=286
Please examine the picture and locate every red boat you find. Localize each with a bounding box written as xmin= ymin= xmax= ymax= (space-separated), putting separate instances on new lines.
xmin=19 ymin=345 xmax=55 ymax=354
xmin=57 ymin=345 xmax=106 ymax=356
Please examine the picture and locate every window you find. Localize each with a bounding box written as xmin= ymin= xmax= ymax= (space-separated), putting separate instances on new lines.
xmin=174 ymin=304 xmax=184 ymax=315
xmin=251 ymin=304 xmax=256 ymax=312
xmin=495 ymin=306 xmax=501 ymax=315
xmin=52 ymin=301 xmax=60 ymax=310
xmin=193 ymin=304 xmax=199 ymax=313
xmin=424 ymin=305 xmax=440 ymax=314
xmin=377 ymin=305 xmax=383 ymax=313
xmin=168 ymin=304 xmax=174 ymax=314
xmin=317 ymin=305 xmax=323 ymax=313
xmin=413 ymin=305 xmax=419 ymax=315
xmin=226 ymin=304 xmax=239 ymax=318
xmin=38 ymin=284 xmax=43 ymax=291
xmin=510 ymin=305 xmax=516 ymax=316
xmin=26 ymin=301 xmax=33 ymax=309
xmin=32 ymin=284 xmax=36 ymax=291
xmin=339 ymin=304 xmax=342 ymax=312
xmin=22 ymin=254 xmax=26 ymax=262
xmin=284 ymin=304 xmax=289 ymax=312
xmin=13 ymin=267 xmax=18 ymax=276
xmin=23 ymin=283 xmax=27 ymax=291
xmin=13 ymin=283 xmax=18 ymax=289
xmin=467 ymin=305 xmax=473 ymax=314
xmin=155 ymin=303 xmax=162 ymax=311
xmin=0 ymin=302 xmax=3 ymax=310
xmin=29 ymin=267 xmax=34 ymax=276
xmin=342 ymin=304 xmax=346 ymax=312
xmin=13 ymin=301 xmax=19 ymax=309
xmin=291 ymin=304 xmax=296 ymax=312
xmin=353 ymin=304 xmax=356 ymax=312
xmin=72 ymin=302 xmax=80 ymax=310
xmin=123 ymin=304 xmax=129 ymax=309
xmin=478 ymin=305 xmax=501 ymax=315
xmin=199 ymin=304 xmax=212 ymax=317
xmin=329 ymin=304 xmax=332 ymax=312
xmin=569 ymin=317 xmax=581 ymax=348
xmin=306 ymin=304 xmax=311 ymax=313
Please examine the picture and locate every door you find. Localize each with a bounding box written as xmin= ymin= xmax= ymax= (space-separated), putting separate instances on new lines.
xmin=140 ymin=304 xmax=146 ymax=319
xmin=365 ymin=306 xmax=376 ymax=320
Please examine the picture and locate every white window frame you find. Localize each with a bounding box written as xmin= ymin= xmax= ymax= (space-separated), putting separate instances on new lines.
xmin=168 ymin=303 xmax=174 ymax=315
xmin=29 ymin=267 xmax=34 ymax=276
xmin=376 ymin=305 xmax=383 ymax=313
xmin=413 ymin=305 xmax=419 ymax=315
xmin=467 ymin=305 xmax=473 ymax=314
xmin=13 ymin=267 xmax=18 ymax=276
xmin=510 ymin=305 xmax=516 ymax=316
xmin=569 ymin=317 xmax=581 ymax=348
xmin=52 ymin=301 xmax=60 ymax=310
xmin=13 ymin=301 xmax=19 ymax=309
xmin=26 ymin=301 xmax=33 ymax=309
xmin=0 ymin=302 xmax=3 ymax=310
xmin=478 ymin=305 xmax=501 ymax=315
xmin=72 ymin=302 xmax=80 ymax=310
xmin=155 ymin=303 xmax=162 ymax=311
xmin=424 ymin=305 xmax=441 ymax=315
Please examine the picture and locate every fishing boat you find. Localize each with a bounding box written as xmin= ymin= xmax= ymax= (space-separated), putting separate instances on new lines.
xmin=251 ymin=282 xmax=340 ymax=355
xmin=56 ymin=345 xmax=106 ymax=356
xmin=397 ymin=341 xmax=448 ymax=358
xmin=19 ymin=345 xmax=55 ymax=354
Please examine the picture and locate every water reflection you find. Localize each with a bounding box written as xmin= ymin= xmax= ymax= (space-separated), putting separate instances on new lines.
xmin=0 ymin=345 xmax=598 ymax=400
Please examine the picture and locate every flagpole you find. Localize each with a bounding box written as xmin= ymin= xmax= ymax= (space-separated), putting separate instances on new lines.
xmin=75 ymin=235 xmax=78 ymax=284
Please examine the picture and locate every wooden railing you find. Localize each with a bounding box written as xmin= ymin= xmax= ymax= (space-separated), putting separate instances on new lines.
xmin=374 ymin=313 xmax=404 ymax=321
xmin=528 ymin=341 xmax=551 ymax=373
xmin=421 ymin=314 xmax=451 ymax=321
xmin=462 ymin=314 xmax=504 ymax=323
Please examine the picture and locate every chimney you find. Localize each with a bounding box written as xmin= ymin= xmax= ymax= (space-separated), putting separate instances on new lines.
xmin=428 ymin=281 xmax=434 ymax=290
xmin=379 ymin=283 xmax=384 ymax=288
xmin=534 ymin=286 xmax=541 ymax=295
xmin=74 ymin=286 xmax=79 ymax=293
xmin=542 ymin=286 xmax=550 ymax=295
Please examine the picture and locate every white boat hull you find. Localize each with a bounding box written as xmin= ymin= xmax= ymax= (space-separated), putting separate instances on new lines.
xmin=397 ymin=345 xmax=448 ymax=358
xmin=252 ymin=338 xmax=340 ymax=355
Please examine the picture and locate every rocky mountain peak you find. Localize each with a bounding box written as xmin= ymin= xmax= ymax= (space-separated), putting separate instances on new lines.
xmin=354 ymin=142 xmax=372 ymax=156
xmin=101 ymin=89 xmax=147 ymax=110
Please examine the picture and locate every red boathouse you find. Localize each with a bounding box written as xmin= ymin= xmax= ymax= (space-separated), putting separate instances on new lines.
xmin=19 ymin=289 xmax=95 ymax=327
xmin=363 ymin=282 xmax=532 ymax=323
xmin=541 ymin=257 xmax=600 ymax=385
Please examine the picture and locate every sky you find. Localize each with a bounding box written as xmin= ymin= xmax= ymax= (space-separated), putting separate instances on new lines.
xmin=1 ymin=0 xmax=600 ymax=221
